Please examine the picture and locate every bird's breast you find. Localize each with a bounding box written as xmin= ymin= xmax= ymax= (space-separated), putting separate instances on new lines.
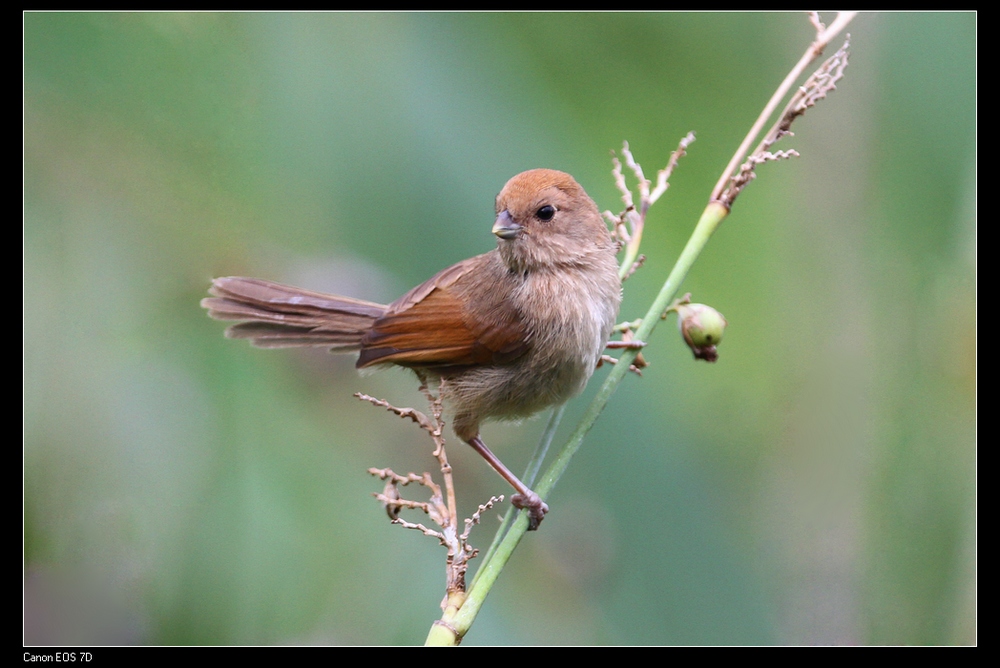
xmin=518 ymin=266 xmax=620 ymax=396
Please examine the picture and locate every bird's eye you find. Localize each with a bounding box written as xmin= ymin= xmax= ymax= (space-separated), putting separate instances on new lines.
xmin=536 ymin=205 xmax=556 ymax=221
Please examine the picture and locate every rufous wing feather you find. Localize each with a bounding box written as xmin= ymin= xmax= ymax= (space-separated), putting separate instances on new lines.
xmin=357 ymin=256 xmax=530 ymax=369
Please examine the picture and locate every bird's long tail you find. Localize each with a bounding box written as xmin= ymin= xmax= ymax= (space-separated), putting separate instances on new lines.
xmin=201 ymin=276 xmax=386 ymax=351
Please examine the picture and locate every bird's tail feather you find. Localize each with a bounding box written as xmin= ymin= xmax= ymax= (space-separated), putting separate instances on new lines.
xmin=202 ymin=276 xmax=386 ymax=350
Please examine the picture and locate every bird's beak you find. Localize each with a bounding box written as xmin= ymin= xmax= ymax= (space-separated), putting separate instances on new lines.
xmin=492 ymin=210 xmax=522 ymax=240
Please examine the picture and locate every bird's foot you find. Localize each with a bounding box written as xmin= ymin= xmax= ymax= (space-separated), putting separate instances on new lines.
xmin=511 ymin=491 xmax=549 ymax=531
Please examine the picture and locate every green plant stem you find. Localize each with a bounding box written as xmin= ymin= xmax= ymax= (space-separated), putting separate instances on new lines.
xmin=425 ymin=14 xmax=857 ymax=644
xmin=426 ymin=200 xmax=730 ymax=645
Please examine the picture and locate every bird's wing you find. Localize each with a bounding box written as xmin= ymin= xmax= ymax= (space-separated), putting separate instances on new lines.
xmin=357 ymin=255 xmax=530 ymax=369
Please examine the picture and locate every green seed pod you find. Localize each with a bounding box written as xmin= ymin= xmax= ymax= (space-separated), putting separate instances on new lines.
xmin=676 ymin=303 xmax=727 ymax=362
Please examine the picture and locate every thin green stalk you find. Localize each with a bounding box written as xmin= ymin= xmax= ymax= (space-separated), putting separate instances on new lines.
xmin=524 ymin=404 xmax=565 ymax=489
xmin=425 ymin=14 xmax=856 ymax=645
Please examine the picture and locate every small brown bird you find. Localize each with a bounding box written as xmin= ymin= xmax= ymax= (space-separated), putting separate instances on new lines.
xmin=202 ymin=169 xmax=622 ymax=529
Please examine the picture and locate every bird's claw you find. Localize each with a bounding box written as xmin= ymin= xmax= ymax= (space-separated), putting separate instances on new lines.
xmin=511 ymin=491 xmax=549 ymax=531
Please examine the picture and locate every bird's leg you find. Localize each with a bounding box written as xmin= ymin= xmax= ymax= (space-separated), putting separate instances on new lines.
xmin=467 ymin=436 xmax=548 ymax=530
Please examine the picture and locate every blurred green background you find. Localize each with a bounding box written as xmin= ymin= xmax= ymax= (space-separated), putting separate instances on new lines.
xmin=24 ymin=12 xmax=975 ymax=645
